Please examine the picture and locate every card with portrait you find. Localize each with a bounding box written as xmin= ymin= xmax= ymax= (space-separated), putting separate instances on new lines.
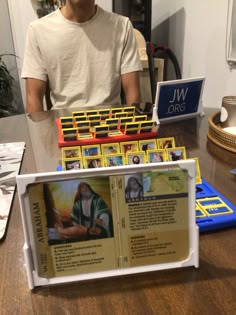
xmin=62 ymin=146 xmax=81 ymax=159
xmin=146 ymin=149 xmax=167 ymax=163
xmin=62 ymin=158 xmax=83 ymax=171
xmin=101 ymin=143 xmax=120 ymax=155
xmin=83 ymin=155 xmax=104 ymax=169
xmin=165 ymin=146 xmax=187 ymax=161
xmin=139 ymin=139 xmax=157 ymax=153
xmin=126 ymin=151 xmax=146 ymax=165
xmin=81 ymin=145 xmax=101 ymax=157
xmin=156 ymin=137 xmax=176 ymax=149
xmin=104 ymin=153 xmax=125 ymax=167
xmin=119 ymin=141 xmax=139 ymax=156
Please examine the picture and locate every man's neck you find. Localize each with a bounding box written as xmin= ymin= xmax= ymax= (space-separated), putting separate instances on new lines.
xmin=61 ymin=2 xmax=96 ymax=23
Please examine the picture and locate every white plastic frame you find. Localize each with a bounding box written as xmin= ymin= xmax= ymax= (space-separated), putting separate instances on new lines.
xmin=17 ymin=160 xmax=199 ymax=289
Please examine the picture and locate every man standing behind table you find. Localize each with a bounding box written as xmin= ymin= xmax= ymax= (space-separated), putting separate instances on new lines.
xmin=22 ymin=0 xmax=142 ymax=113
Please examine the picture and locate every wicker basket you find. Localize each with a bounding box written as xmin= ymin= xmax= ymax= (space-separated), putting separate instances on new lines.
xmin=208 ymin=111 xmax=236 ymax=153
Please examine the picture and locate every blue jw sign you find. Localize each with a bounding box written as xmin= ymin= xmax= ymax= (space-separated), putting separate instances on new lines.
xmin=155 ymin=78 xmax=205 ymax=120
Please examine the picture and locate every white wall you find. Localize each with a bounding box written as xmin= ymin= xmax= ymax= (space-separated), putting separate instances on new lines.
xmin=152 ymin=0 xmax=236 ymax=108
xmin=8 ymin=0 xmax=37 ymax=106
xmin=8 ymin=0 xmax=236 ymax=109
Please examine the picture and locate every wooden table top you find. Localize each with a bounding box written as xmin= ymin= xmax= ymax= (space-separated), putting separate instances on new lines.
xmin=0 ymin=108 xmax=236 ymax=314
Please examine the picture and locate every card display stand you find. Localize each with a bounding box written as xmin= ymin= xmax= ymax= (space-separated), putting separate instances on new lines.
xmin=196 ymin=178 xmax=236 ymax=232
xmin=17 ymin=161 xmax=199 ymax=289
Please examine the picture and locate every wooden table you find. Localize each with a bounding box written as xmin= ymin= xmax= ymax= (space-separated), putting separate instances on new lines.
xmin=0 ymin=108 xmax=236 ymax=314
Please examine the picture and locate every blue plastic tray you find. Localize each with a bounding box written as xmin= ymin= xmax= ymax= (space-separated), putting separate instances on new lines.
xmin=196 ymin=178 xmax=236 ymax=232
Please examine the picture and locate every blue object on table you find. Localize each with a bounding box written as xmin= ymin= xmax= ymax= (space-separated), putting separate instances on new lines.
xmin=196 ymin=178 xmax=236 ymax=232
xmin=57 ymin=165 xmax=63 ymax=171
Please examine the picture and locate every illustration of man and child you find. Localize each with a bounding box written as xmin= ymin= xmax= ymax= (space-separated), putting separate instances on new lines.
xmin=47 ymin=182 xmax=113 ymax=243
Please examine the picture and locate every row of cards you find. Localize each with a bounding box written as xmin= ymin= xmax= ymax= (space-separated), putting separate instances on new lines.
xmin=62 ymin=137 xmax=176 ymax=158
xmin=60 ymin=137 xmax=202 ymax=184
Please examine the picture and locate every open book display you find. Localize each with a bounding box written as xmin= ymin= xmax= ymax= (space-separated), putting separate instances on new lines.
xmin=17 ymin=161 xmax=199 ymax=289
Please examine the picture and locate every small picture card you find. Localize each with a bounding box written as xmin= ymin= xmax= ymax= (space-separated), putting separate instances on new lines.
xmin=63 ymin=135 xmax=77 ymax=141
xmin=110 ymin=107 xmax=123 ymax=116
xmin=127 ymin=151 xmax=146 ymax=165
xmin=120 ymin=141 xmax=139 ymax=155
xmin=88 ymin=114 xmax=101 ymax=122
xmin=106 ymin=118 xmax=119 ymax=131
xmin=123 ymin=106 xmax=135 ymax=114
xmin=63 ymin=158 xmax=83 ymax=171
xmin=101 ymin=143 xmax=120 ymax=155
xmin=133 ymin=115 xmax=147 ymax=122
xmin=157 ymin=137 xmax=176 ymax=149
xmin=61 ymin=122 xmax=74 ymax=129
xmin=140 ymin=120 xmax=155 ymax=133
xmin=108 ymin=130 xmax=123 ymax=136
xmin=115 ymin=112 xmax=128 ymax=118
xmin=146 ymin=149 xmax=167 ymax=163
xmin=187 ymin=157 xmax=202 ymax=184
xmin=88 ymin=115 xmax=101 ymax=128
xmin=81 ymin=145 xmax=101 ymax=157
xmin=74 ymin=116 xmax=87 ymax=123
xmin=119 ymin=117 xmax=133 ymax=129
xmin=76 ymin=121 xmax=90 ymax=129
xmin=78 ymin=133 xmax=93 ymax=140
xmin=139 ymin=139 xmax=157 ymax=152
xmin=62 ymin=146 xmax=81 ymax=159
xmin=197 ymin=197 xmax=227 ymax=208
xmin=60 ymin=116 xmax=74 ymax=124
xmin=72 ymin=111 xmax=85 ymax=118
xmin=98 ymin=109 xmax=110 ymax=120
xmin=83 ymin=156 xmax=104 ymax=168
xmin=104 ymin=153 xmax=125 ymax=167
xmin=62 ymin=127 xmax=77 ymax=136
xmin=94 ymin=125 xmax=109 ymax=138
xmin=86 ymin=110 xmax=98 ymax=116
xmin=124 ymin=122 xmax=140 ymax=135
xmin=166 ymin=146 xmax=187 ymax=161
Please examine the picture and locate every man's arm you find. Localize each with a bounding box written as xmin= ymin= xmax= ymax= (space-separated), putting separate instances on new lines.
xmin=121 ymin=71 xmax=141 ymax=105
xmin=26 ymin=78 xmax=46 ymax=113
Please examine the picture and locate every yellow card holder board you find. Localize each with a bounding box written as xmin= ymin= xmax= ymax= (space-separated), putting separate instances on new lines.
xmin=16 ymin=160 xmax=199 ymax=289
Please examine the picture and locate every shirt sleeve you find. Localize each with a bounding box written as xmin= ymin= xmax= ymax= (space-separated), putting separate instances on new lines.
xmin=120 ymin=19 xmax=143 ymax=75
xmin=21 ymin=24 xmax=47 ymax=81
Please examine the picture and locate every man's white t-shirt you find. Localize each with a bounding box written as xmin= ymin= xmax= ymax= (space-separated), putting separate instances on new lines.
xmin=22 ymin=6 xmax=142 ymax=109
